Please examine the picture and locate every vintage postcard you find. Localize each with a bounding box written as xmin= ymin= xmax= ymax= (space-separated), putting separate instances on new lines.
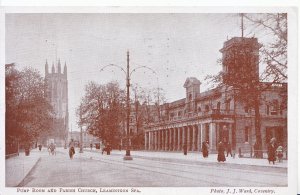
xmin=0 ymin=5 xmax=298 ymax=195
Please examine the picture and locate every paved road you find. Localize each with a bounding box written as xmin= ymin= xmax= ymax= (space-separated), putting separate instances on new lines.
xmin=20 ymin=149 xmax=287 ymax=187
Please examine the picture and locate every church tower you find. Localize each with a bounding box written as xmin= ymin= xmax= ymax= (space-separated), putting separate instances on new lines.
xmin=219 ymin=37 xmax=261 ymax=85
xmin=45 ymin=59 xmax=69 ymax=146
xmin=184 ymin=77 xmax=201 ymax=113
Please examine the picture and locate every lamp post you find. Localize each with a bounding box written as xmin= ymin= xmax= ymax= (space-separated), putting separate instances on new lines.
xmin=100 ymin=51 xmax=157 ymax=160
xmin=124 ymin=51 xmax=132 ymax=160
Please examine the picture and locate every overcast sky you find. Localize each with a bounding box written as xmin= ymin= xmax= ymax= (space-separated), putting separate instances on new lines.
xmin=6 ymin=13 xmax=260 ymax=131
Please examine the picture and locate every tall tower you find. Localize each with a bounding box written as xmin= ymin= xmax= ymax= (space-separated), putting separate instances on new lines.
xmin=183 ymin=77 xmax=201 ymax=113
xmin=45 ymin=59 xmax=69 ymax=146
xmin=219 ymin=37 xmax=261 ymax=85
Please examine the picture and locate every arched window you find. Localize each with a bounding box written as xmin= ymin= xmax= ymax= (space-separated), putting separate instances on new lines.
xmin=271 ymin=99 xmax=279 ymax=115
xmin=225 ymin=99 xmax=231 ymax=111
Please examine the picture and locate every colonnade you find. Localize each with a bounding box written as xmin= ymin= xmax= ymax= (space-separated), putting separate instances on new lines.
xmin=145 ymin=122 xmax=233 ymax=152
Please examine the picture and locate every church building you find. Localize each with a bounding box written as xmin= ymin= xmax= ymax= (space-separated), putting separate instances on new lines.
xmin=45 ymin=59 xmax=69 ymax=146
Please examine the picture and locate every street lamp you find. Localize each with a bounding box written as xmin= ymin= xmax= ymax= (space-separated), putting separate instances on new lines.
xmin=100 ymin=51 xmax=157 ymax=160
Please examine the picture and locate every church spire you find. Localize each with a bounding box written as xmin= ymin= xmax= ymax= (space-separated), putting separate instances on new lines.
xmin=57 ymin=58 xmax=61 ymax=73
xmin=64 ymin=61 xmax=67 ymax=77
xmin=45 ymin=59 xmax=49 ymax=75
xmin=52 ymin=62 xmax=55 ymax=73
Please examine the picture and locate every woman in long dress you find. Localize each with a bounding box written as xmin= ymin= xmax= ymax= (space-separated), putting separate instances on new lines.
xmin=217 ymin=141 xmax=226 ymax=162
xmin=267 ymin=138 xmax=277 ymax=164
xmin=202 ymin=141 xmax=209 ymax=157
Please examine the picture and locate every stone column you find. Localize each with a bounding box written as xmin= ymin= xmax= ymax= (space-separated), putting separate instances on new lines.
xmin=210 ymin=123 xmax=217 ymax=151
xmin=177 ymin=128 xmax=181 ymax=150
xmin=161 ymin=130 xmax=163 ymax=150
xmin=149 ymin=131 xmax=151 ymax=150
xmin=182 ymin=127 xmax=186 ymax=149
xmin=153 ymin=131 xmax=156 ymax=150
xmin=197 ymin=124 xmax=201 ymax=152
xmin=187 ymin=126 xmax=191 ymax=151
xmin=192 ymin=125 xmax=196 ymax=151
xmin=157 ymin=131 xmax=159 ymax=150
xmin=169 ymin=129 xmax=172 ymax=151
xmin=144 ymin=132 xmax=147 ymax=150
xmin=164 ymin=130 xmax=167 ymax=151
xmin=158 ymin=130 xmax=161 ymax=150
xmin=159 ymin=130 xmax=163 ymax=150
xmin=165 ymin=129 xmax=168 ymax=150
xmin=173 ymin=128 xmax=176 ymax=151
xmin=201 ymin=124 xmax=204 ymax=145
xmin=151 ymin=131 xmax=154 ymax=150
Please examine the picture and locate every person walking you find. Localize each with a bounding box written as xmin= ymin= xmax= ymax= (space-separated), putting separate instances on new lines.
xmin=106 ymin=143 xmax=111 ymax=155
xmin=183 ymin=144 xmax=187 ymax=155
xmin=276 ymin=144 xmax=283 ymax=163
xmin=49 ymin=143 xmax=55 ymax=155
xmin=202 ymin=141 xmax=209 ymax=158
xmin=69 ymin=139 xmax=75 ymax=159
xmin=38 ymin=144 xmax=42 ymax=151
xmin=267 ymin=138 xmax=277 ymax=164
xmin=226 ymin=141 xmax=232 ymax=157
xmin=253 ymin=141 xmax=259 ymax=158
xmin=217 ymin=141 xmax=226 ymax=162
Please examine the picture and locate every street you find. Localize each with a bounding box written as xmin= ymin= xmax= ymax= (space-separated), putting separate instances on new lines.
xmin=17 ymin=148 xmax=287 ymax=187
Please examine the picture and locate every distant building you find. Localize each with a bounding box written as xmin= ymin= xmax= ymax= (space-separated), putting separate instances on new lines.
xmin=45 ymin=59 xmax=69 ymax=146
xmin=68 ymin=131 xmax=100 ymax=147
xmin=144 ymin=37 xmax=287 ymax=153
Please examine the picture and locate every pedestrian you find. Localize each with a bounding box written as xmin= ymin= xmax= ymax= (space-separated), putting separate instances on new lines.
xmin=276 ymin=143 xmax=283 ymax=163
xmin=253 ymin=141 xmax=258 ymax=158
xmin=69 ymin=139 xmax=75 ymax=159
xmin=49 ymin=143 xmax=55 ymax=155
xmin=217 ymin=141 xmax=226 ymax=162
xmin=106 ymin=143 xmax=111 ymax=155
xmin=226 ymin=141 xmax=232 ymax=157
xmin=90 ymin=143 xmax=93 ymax=151
xmin=267 ymin=138 xmax=277 ymax=164
xmin=183 ymin=144 xmax=187 ymax=155
xmin=38 ymin=144 xmax=42 ymax=151
xmin=24 ymin=143 xmax=30 ymax=156
xmin=202 ymin=141 xmax=209 ymax=158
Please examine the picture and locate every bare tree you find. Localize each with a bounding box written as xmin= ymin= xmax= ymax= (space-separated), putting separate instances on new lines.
xmin=244 ymin=13 xmax=287 ymax=82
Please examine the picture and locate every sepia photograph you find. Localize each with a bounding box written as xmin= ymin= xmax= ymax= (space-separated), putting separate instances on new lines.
xmin=1 ymin=5 xmax=298 ymax=195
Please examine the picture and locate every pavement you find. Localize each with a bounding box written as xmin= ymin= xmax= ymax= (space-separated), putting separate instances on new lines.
xmin=5 ymin=149 xmax=44 ymax=187
xmin=5 ymin=147 xmax=287 ymax=187
xmin=85 ymin=148 xmax=288 ymax=168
